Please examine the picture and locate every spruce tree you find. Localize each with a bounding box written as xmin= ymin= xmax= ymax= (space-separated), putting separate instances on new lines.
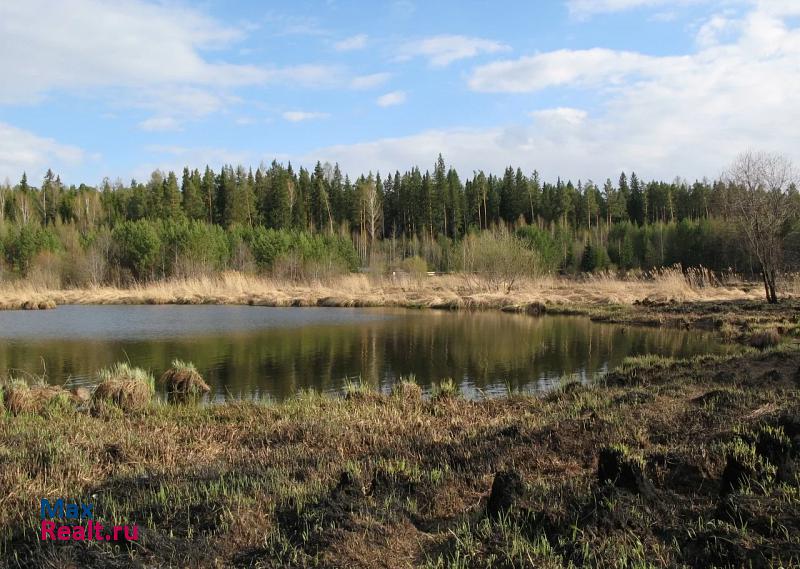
xmin=181 ymin=167 xmax=205 ymax=220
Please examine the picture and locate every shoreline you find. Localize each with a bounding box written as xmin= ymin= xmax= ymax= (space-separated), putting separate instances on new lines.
xmin=2 ymin=272 xmax=792 ymax=340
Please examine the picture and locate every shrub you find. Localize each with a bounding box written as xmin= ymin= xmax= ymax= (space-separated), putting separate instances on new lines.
xmin=3 ymin=224 xmax=60 ymax=274
xmin=463 ymin=227 xmax=540 ymax=292
xmin=248 ymin=228 xmax=359 ymax=279
xmin=516 ymin=225 xmax=560 ymax=272
xmin=160 ymin=220 xmax=230 ymax=277
xmin=400 ymin=256 xmax=428 ymax=279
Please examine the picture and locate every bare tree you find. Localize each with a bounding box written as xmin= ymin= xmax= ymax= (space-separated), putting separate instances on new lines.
xmin=724 ymin=151 xmax=798 ymax=303
xmin=359 ymin=177 xmax=382 ymax=259
xmin=462 ymin=226 xmax=540 ymax=293
xmin=0 ymin=178 xmax=9 ymax=225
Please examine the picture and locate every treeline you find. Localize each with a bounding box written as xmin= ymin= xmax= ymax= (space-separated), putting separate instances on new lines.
xmin=0 ymin=156 xmax=798 ymax=285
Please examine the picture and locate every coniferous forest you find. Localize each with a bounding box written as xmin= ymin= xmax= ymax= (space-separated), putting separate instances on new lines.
xmin=1 ymin=154 xmax=799 ymax=286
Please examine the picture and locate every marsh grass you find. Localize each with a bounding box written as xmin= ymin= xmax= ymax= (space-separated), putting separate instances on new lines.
xmin=430 ymin=377 xmax=461 ymax=401
xmin=92 ymin=362 xmax=154 ymax=412
xmin=1 ymin=344 xmax=799 ymax=567
xmin=160 ymin=359 xmax=211 ymax=403
xmin=390 ymin=375 xmax=423 ymax=402
xmin=0 ymin=270 xmax=768 ymax=313
xmin=749 ymin=329 xmax=782 ymax=350
xmin=0 ymin=378 xmax=72 ymax=416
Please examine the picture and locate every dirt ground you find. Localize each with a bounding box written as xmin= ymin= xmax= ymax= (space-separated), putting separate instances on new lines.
xmin=1 ymin=323 xmax=799 ymax=567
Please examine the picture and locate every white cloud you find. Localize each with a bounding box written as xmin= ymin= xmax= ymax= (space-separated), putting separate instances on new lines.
xmin=263 ymin=65 xmax=344 ymax=88
xmin=398 ymin=35 xmax=510 ymax=66
xmin=0 ymin=0 xmax=345 ymax=120
xmin=351 ymin=72 xmax=392 ymax=90
xmin=376 ymin=91 xmax=407 ymax=107
xmin=310 ymin=4 xmax=800 ymax=182
xmin=0 ymin=122 xmax=84 ymax=182
xmin=469 ymin=48 xmax=654 ymax=92
xmin=282 ymin=111 xmax=330 ymax=122
xmin=696 ymin=14 xmax=736 ymax=46
xmin=0 ymin=0 xmax=265 ymax=105
xmin=133 ymin=88 xmax=240 ymax=118
xmin=756 ymin=0 xmax=800 ymax=17
xmin=334 ymin=34 xmax=368 ymax=51
xmin=529 ymin=107 xmax=588 ymax=126
xmin=137 ymin=116 xmax=182 ymax=132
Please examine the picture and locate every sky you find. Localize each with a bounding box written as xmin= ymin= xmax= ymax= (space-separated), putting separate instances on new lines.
xmin=0 ymin=0 xmax=798 ymax=187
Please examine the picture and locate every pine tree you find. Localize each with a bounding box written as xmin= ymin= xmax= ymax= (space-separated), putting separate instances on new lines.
xmin=40 ymin=168 xmax=59 ymax=226
xmin=433 ymin=155 xmax=448 ymax=236
xmin=262 ymin=161 xmax=291 ymax=230
xmin=500 ymin=166 xmax=516 ymax=223
xmin=201 ymin=166 xmax=216 ymax=224
xmin=513 ymin=168 xmax=528 ymax=224
xmin=146 ymin=170 xmax=165 ymax=219
xmin=216 ymin=166 xmax=236 ymax=227
xmin=627 ymin=171 xmax=645 ymax=225
xmin=162 ymin=171 xmax=182 ymax=220
xmin=528 ymin=170 xmax=541 ymax=223
xmin=329 ymin=164 xmax=344 ymax=225
xmin=311 ymin=161 xmax=333 ymax=233
xmin=181 ymin=167 xmax=205 ymax=220
xmin=446 ymin=167 xmax=463 ymax=237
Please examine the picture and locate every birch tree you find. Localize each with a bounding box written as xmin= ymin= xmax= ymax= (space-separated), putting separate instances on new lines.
xmin=724 ymin=151 xmax=798 ymax=303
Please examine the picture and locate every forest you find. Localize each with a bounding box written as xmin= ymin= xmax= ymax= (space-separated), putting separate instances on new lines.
xmin=0 ymin=154 xmax=798 ymax=287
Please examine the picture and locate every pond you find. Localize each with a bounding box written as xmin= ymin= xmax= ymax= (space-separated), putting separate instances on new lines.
xmin=0 ymin=305 xmax=730 ymax=400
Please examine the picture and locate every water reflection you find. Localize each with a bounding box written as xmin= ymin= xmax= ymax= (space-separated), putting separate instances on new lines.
xmin=0 ymin=305 xmax=729 ymax=400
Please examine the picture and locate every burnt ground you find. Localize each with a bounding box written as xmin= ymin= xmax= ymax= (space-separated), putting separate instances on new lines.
xmin=1 ymin=305 xmax=800 ymax=567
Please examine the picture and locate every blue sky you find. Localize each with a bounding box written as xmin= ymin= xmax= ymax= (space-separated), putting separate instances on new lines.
xmin=0 ymin=0 xmax=798 ymax=186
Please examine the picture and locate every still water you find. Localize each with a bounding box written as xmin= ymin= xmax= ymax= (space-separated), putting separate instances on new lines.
xmin=0 ymin=305 xmax=729 ymax=400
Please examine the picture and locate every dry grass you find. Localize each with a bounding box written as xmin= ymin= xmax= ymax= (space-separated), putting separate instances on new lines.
xmin=749 ymin=328 xmax=782 ymax=350
xmin=0 ymin=268 xmax=767 ymax=312
xmin=91 ymin=363 xmax=154 ymax=412
xmin=0 ymin=381 xmax=69 ymax=415
xmin=1 ymin=347 xmax=799 ymax=568
xmin=160 ymin=359 xmax=211 ymax=403
xmin=390 ymin=376 xmax=423 ymax=402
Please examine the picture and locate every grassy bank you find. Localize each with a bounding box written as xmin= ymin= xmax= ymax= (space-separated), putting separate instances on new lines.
xmin=3 ymin=270 xmax=798 ymax=346
xmin=0 ymin=269 xmax=765 ymax=311
xmin=1 ymin=344 xmax=799 ymax=567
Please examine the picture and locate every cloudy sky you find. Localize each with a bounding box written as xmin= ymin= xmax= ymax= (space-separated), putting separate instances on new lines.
xmin=1 ymin=0 xmax=798 ymax=186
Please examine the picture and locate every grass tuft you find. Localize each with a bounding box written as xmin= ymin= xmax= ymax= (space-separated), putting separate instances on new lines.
xmin=160 ymin=359 xmax=211 ymax=403
xmin=431 ymin=378 xmax=461 ymax=401
xmin=748 ymin=329 xmax=781 ymax=350
xmin=92 ymin=362 xmax=154 ymax=412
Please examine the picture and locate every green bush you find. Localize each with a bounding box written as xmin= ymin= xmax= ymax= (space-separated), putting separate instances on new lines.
xmin=247 ymin=228 xmax=359 ymax=277
xmin=111 ymin=220 xmax=162 ymax=280
xmin=516 ymin=225 xmax=560 ymax=273
xmin=580 ymin=242 xmax=611 ymax=272
xmin=159 ymin=219 xmax=230 ymax=276
xmin=3 ymin=224 xmax=60 ymax=274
